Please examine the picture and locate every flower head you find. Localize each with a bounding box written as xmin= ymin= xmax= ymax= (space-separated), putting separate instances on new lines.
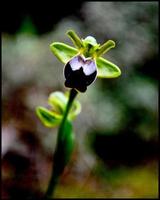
xmin=64 ymin=55 xmax=97 ymax=92
xmin=50 ymin=30 xmax=121 ymax=92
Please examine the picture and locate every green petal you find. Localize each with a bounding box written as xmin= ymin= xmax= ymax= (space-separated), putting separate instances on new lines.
xmin=96 ymin=57 xmax=121 ymax=78
xmin=66 ymin=30 xmax=83 ymax=49
xmin=48 ymin=91 xmax=68 ymax=114
xmin=96 ymin=40 xmax=115 ymax=57
xmin=50 ymin=42 xmax=78 ymax=64
xmin=36 ymin=106 xmax=62 ymax=127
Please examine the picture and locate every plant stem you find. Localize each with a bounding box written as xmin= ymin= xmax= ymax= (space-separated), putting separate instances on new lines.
xmin=45 ymin=89 xmax=78 ymax=198
xmin=58 ymin=89 xmax=78 ymax=139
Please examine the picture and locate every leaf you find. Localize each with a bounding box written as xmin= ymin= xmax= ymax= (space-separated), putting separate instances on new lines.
xmin=96 ymin=57 xmax=121 ymax=78
xmin=36 ymin=106 xmax=62 ymax=127
xmin=50 ymin=42 xmax=78 ymax=64
xmin=48 ymin=91 xmax=68 ymax=114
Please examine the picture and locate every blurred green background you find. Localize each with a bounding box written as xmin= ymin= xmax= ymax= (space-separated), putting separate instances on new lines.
xmin=2 ymin=2 xmax=159 ymax=198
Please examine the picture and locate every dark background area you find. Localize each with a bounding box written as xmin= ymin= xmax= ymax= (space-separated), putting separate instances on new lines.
xmin=1 ymin=2 xmax=84 ymax=34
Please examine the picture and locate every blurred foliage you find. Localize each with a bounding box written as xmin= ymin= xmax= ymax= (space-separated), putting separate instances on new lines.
xmin=18 ymin=16 xmax=38 ymax=35
xmin=2 ymin=2 xmax=159 ymax=198
xmin=53 ymin=161 xmax=158 ymax=198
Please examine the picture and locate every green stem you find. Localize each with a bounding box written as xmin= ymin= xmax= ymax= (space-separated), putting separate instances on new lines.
xmin=58 ymin=89 xmax=77 ymax=139
xmin=45 ymin=89 xmax=78 ymax=198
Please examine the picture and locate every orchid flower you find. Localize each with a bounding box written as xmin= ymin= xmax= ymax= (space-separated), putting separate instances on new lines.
xmin=50 ymin=30 xmax=121 ymax=92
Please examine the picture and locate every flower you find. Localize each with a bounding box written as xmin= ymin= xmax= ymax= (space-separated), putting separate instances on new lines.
xmin=50 ymin=30 xmax=121 ymax=92
xmin=64 ymin=55 xmax=97 ymax=92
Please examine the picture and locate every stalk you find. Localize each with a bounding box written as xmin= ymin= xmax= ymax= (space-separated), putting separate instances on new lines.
xmin=45 ymin=89 xmax=78 ymax=198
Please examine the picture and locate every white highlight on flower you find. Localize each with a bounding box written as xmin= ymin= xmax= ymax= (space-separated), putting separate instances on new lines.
xmin=69 ymin=55 xmax=96 ymax=76
xmin=69 ymin=56 xmax=82 ymax=71
xmin=83 ymin=60 xmax=96 ymax=76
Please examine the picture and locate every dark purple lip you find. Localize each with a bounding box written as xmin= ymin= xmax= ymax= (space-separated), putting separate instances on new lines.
xmin=64 ymin=55 xmax=97 ymax=92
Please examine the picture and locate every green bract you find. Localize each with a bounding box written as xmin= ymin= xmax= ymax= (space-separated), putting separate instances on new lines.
xmin=36 ymin=107 xmax=62 ymax=127
xmin=36 ymin=91 xmax=81 ymax=128
xmin=50 ymin=30 xmax=121 ymax=78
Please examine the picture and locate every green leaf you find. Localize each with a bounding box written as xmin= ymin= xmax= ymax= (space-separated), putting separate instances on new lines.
xmin=50 ymin=42 xmax=78 ymax=64
xmin=96 ymin=57 xmax=121 ymax=78
xmin=48 ymin=91 xmax=68 ymax=114
xmin=36 ymin=106 xmax=62 ymax=127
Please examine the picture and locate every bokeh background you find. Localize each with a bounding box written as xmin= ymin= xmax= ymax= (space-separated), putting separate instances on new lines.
xmin=2 ymin=1 xmax=159 ymax=198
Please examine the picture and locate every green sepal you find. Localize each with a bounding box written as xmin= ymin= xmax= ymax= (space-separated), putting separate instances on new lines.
xmin=96 ymin=57 xmax=121 ymax=78
xmin=50 ymin=42 xmax=78 ymax=64
xmin=36 ymin=106 xmax=62 ymax=128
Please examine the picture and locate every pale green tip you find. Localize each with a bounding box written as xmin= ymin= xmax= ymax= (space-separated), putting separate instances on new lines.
xmin=82 ymin=36 xmax=97 ymax=46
